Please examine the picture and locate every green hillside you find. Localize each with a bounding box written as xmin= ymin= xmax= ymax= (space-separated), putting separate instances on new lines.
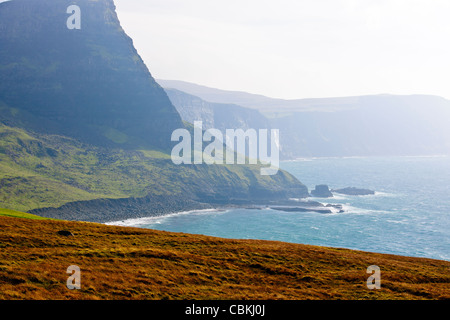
xmin=0 ymin=208 xmax=49 ymax=220
xmin=0 ymin=123 xmax=307 ymax=217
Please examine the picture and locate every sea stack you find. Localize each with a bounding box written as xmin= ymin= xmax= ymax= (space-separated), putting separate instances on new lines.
xmin=310 ymin=185 xmax=333 ymax=198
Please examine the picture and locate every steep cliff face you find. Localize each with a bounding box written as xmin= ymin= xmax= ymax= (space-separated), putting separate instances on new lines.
xmin=161 ymin=81 xmax=450 ymax=159
xmin=165 ymin=88 xmax=271 ymax=133
xmin=0 ymin=0 xmax=182 ymax=150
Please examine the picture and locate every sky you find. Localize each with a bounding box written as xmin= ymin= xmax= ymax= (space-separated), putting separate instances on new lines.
xmin=2 ymin=0 xmax=450 ymax=100
xmin=112 ymin=0 xmax=450 ymax=100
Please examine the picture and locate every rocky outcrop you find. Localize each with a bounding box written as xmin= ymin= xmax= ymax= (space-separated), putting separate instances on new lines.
xmin=310 ymin=185 xmax=333 ymax=198
xmin=268 ymin=200 xmax=344 ymax=214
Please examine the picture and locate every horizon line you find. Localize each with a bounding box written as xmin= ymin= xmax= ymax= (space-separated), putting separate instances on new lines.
xmin=156 ymin=78 xmax=449 ymax=102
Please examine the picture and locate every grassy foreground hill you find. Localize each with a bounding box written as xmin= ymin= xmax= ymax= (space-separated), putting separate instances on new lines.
xmin=0 ymin=213 xmax=449 ymax=300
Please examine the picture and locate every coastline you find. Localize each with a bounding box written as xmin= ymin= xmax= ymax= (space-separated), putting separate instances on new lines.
xmin=105 ymin=207 xmax=230 ymax=227
xmin=104 ymin=200 xmax=345 ymax=227
xmin=29 ymin=191 xmax=343 ymax=224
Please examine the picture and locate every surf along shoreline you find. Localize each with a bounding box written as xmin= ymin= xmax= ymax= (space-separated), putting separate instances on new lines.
xmin=29 ymin=194 xmax=345 ymax=224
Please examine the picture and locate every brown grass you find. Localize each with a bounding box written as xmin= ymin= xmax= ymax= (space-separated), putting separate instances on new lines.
xmin=0 ymin=216 xmax=449 ymax=300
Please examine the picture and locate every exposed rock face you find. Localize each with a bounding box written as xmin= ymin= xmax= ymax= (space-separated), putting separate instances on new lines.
xmin=164 ymin=89 xmax=216 ymax=129
xmin=165 ymin=88 xmax=272 ymax=142
xmin=310 ymin=185 xmax=333 ymax=198
xmin=332 ymin=187 xmax=375 ymax=196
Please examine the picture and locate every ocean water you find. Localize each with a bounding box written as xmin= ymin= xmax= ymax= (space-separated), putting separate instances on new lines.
xmin=108 ymin=156 xmax=450 ymax=261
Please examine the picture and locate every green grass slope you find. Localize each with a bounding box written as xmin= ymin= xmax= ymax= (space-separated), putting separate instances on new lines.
xmin=0 ymin=208 xmax=49 ymax=220
xmin=0 ymin=123 xmax=308 ymax=215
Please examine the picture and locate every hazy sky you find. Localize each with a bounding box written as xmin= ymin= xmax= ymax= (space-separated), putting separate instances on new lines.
xmin=112 ymin=0 xmax=450 ymax=100
xmin=2 ymin=0 xmax=450 ymax=100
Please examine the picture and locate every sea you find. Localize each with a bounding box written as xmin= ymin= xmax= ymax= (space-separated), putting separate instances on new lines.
xmin=107 ymin=156 xmax=450 ymax=261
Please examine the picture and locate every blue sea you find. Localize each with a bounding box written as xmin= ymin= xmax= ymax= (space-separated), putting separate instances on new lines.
xmin=108 ymin=156 xmax=450 ymax=261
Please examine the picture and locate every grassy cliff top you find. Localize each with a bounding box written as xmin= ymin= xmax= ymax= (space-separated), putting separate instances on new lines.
xmin=0 ymin=214 xmax=449 ymax=300
xmin=0 ymin=207 xmax=49 ymax=220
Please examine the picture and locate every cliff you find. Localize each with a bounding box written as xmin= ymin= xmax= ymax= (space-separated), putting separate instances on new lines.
xmin=0 ymin=0 xmax=182 ymax=150
xmin=160 ymin=80 xmax=450 ymax=159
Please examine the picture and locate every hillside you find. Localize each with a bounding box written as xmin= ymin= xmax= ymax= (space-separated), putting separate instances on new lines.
xmin=0 ymin=123 xmax=308 ymax=222
xmin=0 ymin=208 xmax=49 ymax=220
xmin=158 ymin=79 xmax=364 ymax=114
xmin=0 ymin=214 xmax=449 ymax=300
xmin=271 ymin=95 xmax=450 ymax=158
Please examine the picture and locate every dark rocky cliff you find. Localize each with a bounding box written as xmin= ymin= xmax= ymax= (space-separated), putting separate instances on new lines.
xmin=166 ymin=88 xmax=271 ymax=133
xmin=0 ymin=0 xmax=182 ymax=150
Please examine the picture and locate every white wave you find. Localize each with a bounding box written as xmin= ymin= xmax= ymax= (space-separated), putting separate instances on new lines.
xmin=105 ymin=208 xmax=227 ymax=227
xmin=308 ymin=194 xmax=349 ymax=202
xmin=385 ymin=219 xmax=408 ymax=224
xmin=338 ymin=204 xmax=391 ymax=215
xmin=373 ymin=191 xmax=398 ymax=197
xmin=326 ymin=206 xmax=344 ymax=214
xmin=289 ymin=197 xmax=323 ymax=203
xmin=328 ymin=194 xmax=349 ymax=200
xmin=330 ymin=191 xmax=398 ymax=198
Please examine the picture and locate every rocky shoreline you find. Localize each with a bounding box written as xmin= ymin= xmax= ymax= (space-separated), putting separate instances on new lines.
xmin=28 ymin=195 xmax=214 ymax=223
xmin=29 ymin=194 xmax=347 ymax=223
xmin=29 ymin=184 xmax=377 ymax=223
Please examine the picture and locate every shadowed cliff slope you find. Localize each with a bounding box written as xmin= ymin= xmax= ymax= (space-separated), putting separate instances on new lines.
xmin=0 ymin=0 xmax=182 ymax=150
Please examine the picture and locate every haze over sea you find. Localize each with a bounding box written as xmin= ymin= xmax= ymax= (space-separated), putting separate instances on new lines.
xmin=109 ymin=156 xmax=450 ymax=261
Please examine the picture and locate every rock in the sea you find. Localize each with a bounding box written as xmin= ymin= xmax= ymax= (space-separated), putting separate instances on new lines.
xmin=332 ymin=187 xmax=375 ymax=196
xmin=310 ymin=185 xmax=333 ymax=198
xmin=326 ymin=204 xmax=345 ymax=213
